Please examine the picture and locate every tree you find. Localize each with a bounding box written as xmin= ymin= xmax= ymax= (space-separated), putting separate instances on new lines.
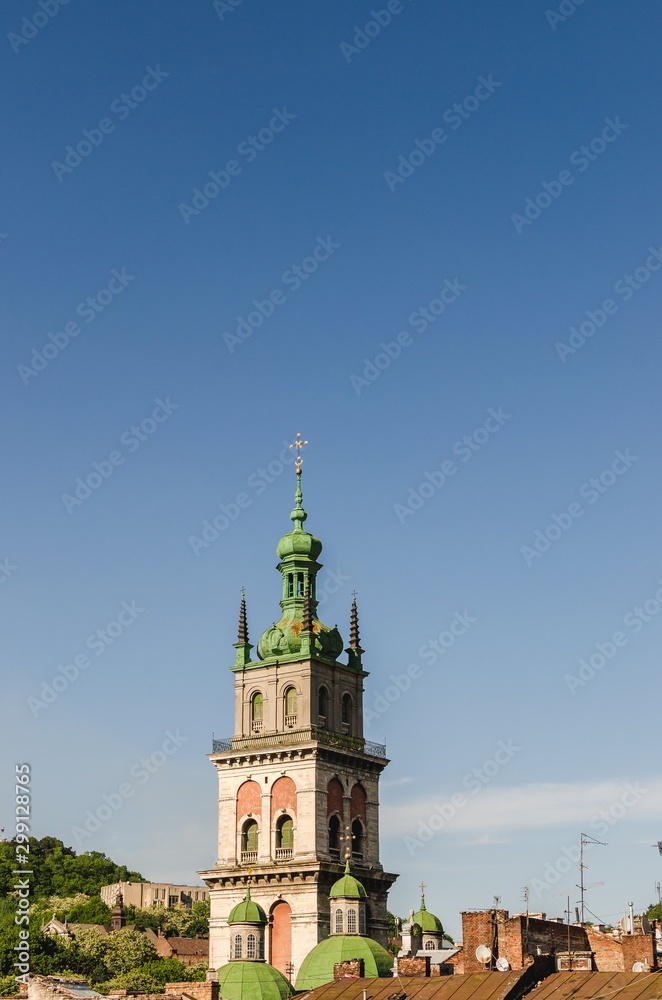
xmin=63 ymin=898 xmax=112 ymax=926
xmin=135 ymin=958 xmax=191 ymax=985
xmin=646 ymin=902 xmax=662 ymax=921
xmin=99 ymin=970 xmax=161 ymax=994
xmin=104 ymin=929 xmax=156 ymax=976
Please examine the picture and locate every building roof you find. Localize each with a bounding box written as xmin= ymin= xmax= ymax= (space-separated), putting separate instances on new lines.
xmin=413 ymin=893 xmax=444 ymax=934
xmin=167 ymin=936 xmax=209 ymax=956
xmin=228 ymin=886 xmax=267 ymax=925
xmin=216 ymin=961 xmax=293 ymax=1000
xmin=299 ymin=970 xmax=536 ymax=1000
xmin=329 ymin=862 xmax=368 ymax=900
xmin=295 ymin=936 xmax=394 ymax=991
xmin=528 ymin=971 xmax=662 ymax=1000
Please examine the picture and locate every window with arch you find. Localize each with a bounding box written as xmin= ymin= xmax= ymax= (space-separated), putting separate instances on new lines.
xmin=276 ymin=815 xmax=294 ymax=852
xmin=233 ymin=934 xmax=242 ymax=959
xmin=318 ymin=686 xmax=328 ymax=726
xmin=341 ymin=693 xmax=352 ymax=733
xmin=425 ymin=940 xmax=436 ymax=950
xmin=284 ymin=687 xmax=297 ymax=726
xmin=335 ymin=908 xmax=343 ymax=934
xmin=242 ymin=819 xmax=258 ymax=855
xmin=328 ymin=814 xmax=340 ymax=855
xmin=347 ymin=908 xmax=357 ymax=934
xmin=246 ymin=933 xmax=257 ymax=959
xmin=250 ymin=692 xmax=263 ymax=732
xmin=359 ymin=907 xmax=366 ymax=935
xmin=351 ymin=818 xmax=363 ymax=858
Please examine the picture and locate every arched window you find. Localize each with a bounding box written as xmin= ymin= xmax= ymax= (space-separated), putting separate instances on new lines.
xmin=318 ymin=686 xmax=328 ymax=726
xmin=359 ymin=907 xmax=366 ymax=935
xmin=335 ymin=908 xmax=343 ymax=934
xmin=242 ymin=819 xmax=258 ymax=856
xmin=351 ymin=818 xmax=363 ymax=858
xmin=251 ymin=692 xmax=263 ymax=733
xmin=347 ymin=908 xmax=357 ymax=934
xmin=341 ymin=693 xmax=352 ymax=733
xmin=328 ymin=814 xmax=340 ymax=855
xmin=284 ymin=687 xmax=297 ymax=727
xmin=233 ymin=934 xmax=242 ymax=959
xmin=246 ymin=933 xmax=256 ymax=959
xmin=425 ymin=939 xmax=436 ymax=950
xmin=276 ymin=815 xmax=294 ymax=853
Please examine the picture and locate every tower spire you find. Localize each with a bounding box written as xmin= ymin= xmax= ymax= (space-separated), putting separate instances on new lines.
xmin=233 ymin=590 xmax=253 ymax=668
xmin=238 ymin=590 xmax=249 ymax=644
xmin=346 ymin=592 xmax=364 ymax=670
xmin=289 ymin=433 xmax=309 ymax=530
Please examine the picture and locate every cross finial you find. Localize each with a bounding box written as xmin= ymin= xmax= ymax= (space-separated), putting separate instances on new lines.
xmin=419 ymin=882 xmax=426 ymax=894
xmin=289 ymin=432 xmax=308 ymax=473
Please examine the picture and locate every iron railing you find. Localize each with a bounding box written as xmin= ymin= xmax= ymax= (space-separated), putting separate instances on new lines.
xmin=211 ymin=727 xmax=386 ymax=758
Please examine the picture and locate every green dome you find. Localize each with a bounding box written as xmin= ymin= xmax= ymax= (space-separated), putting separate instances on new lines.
xmin=295 ymin=936 xmax=393 ymax=991
xmin=413 ymin=899 xmax=443 ymax=934
xmin=276 ymin=528 xmax=322 ymax=561
xmin=228 ymin=888 xmax=267 ymax=925
xmin=217 ymin=961 xmax=293 ymax=1000
xmin=257 ymin=616 xmax=343 ymax=662
xmin=330 ymin=863 xmax=367 ymax=900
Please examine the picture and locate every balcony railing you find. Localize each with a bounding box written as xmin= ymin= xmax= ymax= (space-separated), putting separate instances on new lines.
xmin=212 ymin=727 xmax=386 ymax=758
xmin=275 ymin=847 xmax=293 ymax=860
xmin=240 ymin=851 xmax=257 ymax=863
xmin=284 ymin=714 xmax=297 ymax=728
xmin=251 ymin=720 xmax=263 ymax=734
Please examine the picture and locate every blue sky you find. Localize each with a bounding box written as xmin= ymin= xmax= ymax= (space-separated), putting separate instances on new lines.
xmin=2 ymin=0 xmax=662 ymax=940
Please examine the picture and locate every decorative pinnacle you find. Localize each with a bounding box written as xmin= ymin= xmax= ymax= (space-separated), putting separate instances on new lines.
xmin=349 ymin=592 xmax=360 ymax=649
xmin=289 ymin=432 xmax=308 ymax=473
xmin=302 ymin=582 xmax=314 ymax=633
xmin=238 ymin=591 xmax=249 ymax=644
xmin=419 ymin=881 xmax=427 ymax=910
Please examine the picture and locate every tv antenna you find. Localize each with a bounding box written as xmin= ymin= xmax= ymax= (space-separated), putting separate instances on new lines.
xmin=577 ymin=832 xmax=606 ymax=923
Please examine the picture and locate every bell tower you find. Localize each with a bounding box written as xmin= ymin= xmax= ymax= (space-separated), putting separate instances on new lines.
xmin=199 ymin=437 xmax=398 ymax=980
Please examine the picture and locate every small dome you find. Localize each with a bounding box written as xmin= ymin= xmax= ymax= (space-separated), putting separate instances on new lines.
xmin=217 ymin=961 xmax=293 ymax=1000
xmin=295 ymin=936 xmax=393 ymax=991
xmin=276 ymin=528 xmax=322 ymax=561
xmin=413 ymin=900 xmax=443 ymax=934
xmin=330 ymin=863 xmax=367 ymax=900
xmin=228 ymin=888 xmax=267 ymax=925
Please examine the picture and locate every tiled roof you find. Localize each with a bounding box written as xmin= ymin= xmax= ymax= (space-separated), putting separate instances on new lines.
xmin=529 ymin=971 xmax=662 ymax=1000
xmin=167 ymin=937 xmax=209 ymax=956
xmin=303 ymin=970 xmax=532 ymax=1000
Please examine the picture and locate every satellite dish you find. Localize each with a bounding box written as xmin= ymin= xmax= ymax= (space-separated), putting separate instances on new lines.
xmin=632 ymin=963 xmax=647 ymax=973
xmin=496 ymin=958 xmax=510 ymax=972
xmin=475 ymin=945 xmax=492 ymax=963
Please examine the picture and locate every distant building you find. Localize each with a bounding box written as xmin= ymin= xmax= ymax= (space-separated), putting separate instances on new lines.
xmin=99 ymin=881 xmax=207 ymax=909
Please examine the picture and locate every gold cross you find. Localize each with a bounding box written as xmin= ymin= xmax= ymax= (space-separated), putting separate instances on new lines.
xmin=289 ymin=432 xmax=309 ymax=472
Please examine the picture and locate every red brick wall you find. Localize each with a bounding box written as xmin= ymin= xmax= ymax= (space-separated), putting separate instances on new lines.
xmin=165 ymin=984 xmax=218 ymax=1000
xmin=334 ymin=960 xmax=364 ymax=979
xmin=237 ymin=780 xmax=261 ymax=818
xmin=327 ymin=778 xmax=344 ymax=818
xmin=586 ymin=930 xmax=624 ymax=971
xmin=271 ymin=776 xmax=296 ymax=815
xmin=621 ymin=933 xmax=656 ymax=970
xmin=396 ymin=957 xmax=430 ymax=977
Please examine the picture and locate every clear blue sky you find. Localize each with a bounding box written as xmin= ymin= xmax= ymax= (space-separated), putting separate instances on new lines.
xmin=2 ymin=0 xmax=662 ymax=940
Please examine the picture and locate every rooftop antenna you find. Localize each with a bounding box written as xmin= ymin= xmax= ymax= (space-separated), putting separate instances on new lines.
xmin=578 ymin=832 xmax=606 ymax=923
xmin=521 ymin=886 xmax=530 ymax=954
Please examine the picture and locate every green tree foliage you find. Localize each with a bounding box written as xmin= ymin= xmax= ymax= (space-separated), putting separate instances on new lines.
xmin=98 ymin=970 xmax=161 ymax=994
xmin=0 ymin=974 xmax=19 ymax=997
xmin=62 ymin=898 xmax=112 ymax=926
xmin=133 ymin=958 xmax=191 ymax=985
xmin=104 ymin=928 xmax=156 ymax=976
xmin=646 ymin=902 xmax=662 ymax=921
xmin=0 ymin=838 xmax=143 ymax=900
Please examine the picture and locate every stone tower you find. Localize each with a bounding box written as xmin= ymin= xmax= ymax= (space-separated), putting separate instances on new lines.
xmin=199 ymin=441 xmax=398 ymax=980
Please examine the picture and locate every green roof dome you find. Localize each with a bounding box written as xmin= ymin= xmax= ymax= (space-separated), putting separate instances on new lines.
xmin=295 ymin=935 xmax=393 ymax=991
xmin=276 ymin=473 xmax=322 ymax=561
xmin=413 ymin=895 xmax=443 ymax=934
xmin=330 ymin=862 xmax=368 ymax=900
xmin=217 ymin=961 xmax=293 ymax=1000
xmin=227 ymin=887 xmax=267 ymax=925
